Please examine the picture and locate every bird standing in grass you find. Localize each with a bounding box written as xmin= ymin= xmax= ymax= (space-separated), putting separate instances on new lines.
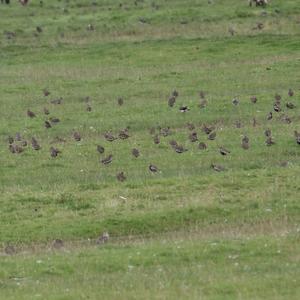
xmin=132 ymin=148 xmax=140 ymax=158
xmin=116 ymin=172 xmax=126 ymax=182
xmin=101 ymin=154 xmax=113 ymax=165
xmin=31 ymin=137 xmax=41 ymax=150
xmin=149 ymin=164 xmax=158 ymax=173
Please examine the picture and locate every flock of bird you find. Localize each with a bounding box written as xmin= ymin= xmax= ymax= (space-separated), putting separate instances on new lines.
xmin=6 ymin=87 xmax=298 ymax=181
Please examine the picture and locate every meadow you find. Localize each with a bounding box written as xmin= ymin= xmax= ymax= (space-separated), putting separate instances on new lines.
xmin=0 ymin=0 xmax=300 ymax=299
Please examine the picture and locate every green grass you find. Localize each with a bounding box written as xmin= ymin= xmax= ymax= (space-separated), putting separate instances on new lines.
xmin=1 ymin=0 xmax=300 ymax=299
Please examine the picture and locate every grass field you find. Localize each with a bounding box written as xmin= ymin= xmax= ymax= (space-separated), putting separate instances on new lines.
xmin=1 ymin=0 xmax=300 ymax=299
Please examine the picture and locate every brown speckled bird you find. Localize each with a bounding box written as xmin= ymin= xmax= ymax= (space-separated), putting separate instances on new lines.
xmin=97 ymin=145 xmax=105 ymax=154
xmin=198 ymin=142 xmax=207 ymax=150
xmin=288 ymin=89 xmax=294 ymax=97
xmin=168 ymin=96 xmax=176 ymax=107
xmin=189 ymin=131 xmax=198 ymax=142
xmin=242 ymin=135 xmax=249 ymax=150
xmin=219 ymin=146 xmax=230 ymax=156
xmin=267 ymin=112 xmax=273 ymax=120
xmin=31 ymin=137 xmax=41 ymax=150
xmin=45 ymin=120 xmax=52 ymax=129
xmin=250 ymin=96 xmax=257 ymax=103
xmin=73 ymin=131 xmax=81 ymax=141
xmin=153 ymin=134 xmax=160 ymax=144
xmin=286 ymin=102 xmax=295 ymax=109
xmin=27 ymin=110 xmax=36 ymax=118
xmin=211 ymin=164 xmax=225 ymax=172
xmin=119 ymin=129 xmax=130 ymax=139
xmin=116 ymin=172 xmax=126 ymax=182
xmin=43 ymin=107 xmax=50 ymax=115
xmin=265 ymin=136 xmax=275 ymax=146
xmin=43 ymin=88 xmax=50 ymax=96
xmin=208 ymin=131 xmax=216 ymax=140
xmin=104 ymin=132 xmax=117 ymax=142
xmin=294 ymin=131 xmax=300 ymax=145
xmin=117 ymin=97 xmax=124 ymax=106
xmin=186 ymin=122 xmax=195 ymax=131
xmin=50 ymin=147 xmax=61 ymax=158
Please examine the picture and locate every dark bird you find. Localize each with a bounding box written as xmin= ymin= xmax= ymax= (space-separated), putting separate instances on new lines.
xmin=219 ymin=146 xmax=230 ymax=156
xmin=264 ymin=128 xmax=271 ymax=137
xmin=119 ymin=129 xmax=130 ymax=139
xmin=43 ymin=107 xmax=50 ymax=115
xmin=73 ymin=131 xmax=81 ymax=141
xmin=235 ymin=120 xmax=242 ymax=128
xmin=97 ymin=145 xmax=105 ymax=154
xmin=27 ymin=110 xmax=36 ymax=118
xmin=286 ymin=102 xmax=295 ymax=109
xmin=250 ymin=96 xmax=257 ymax=103
xmin=31 ymin=137 xmax=41 ymax=150
xmin=43 ymin=88 xmax=50 ymax=96
xmin=104 ymin=132 xmax=117 ymax=142
xmin=8 ymin=136 xmax=14 ymax=144
xmin=265 ymin=136 xmax=275 ymax=146
xmin=211 ymin=164 xmax=225 ymax=172
xmin=199 ymin=90 xmax=205 ymax=99
xmin=189 ymin=131 xmax=198 ymax=142
xmin=202 ymin=124 xmax=215 ymax=135
xmin=36 ymin=26 xmax=43 ymax=33
xmin=267 ymin=112 xmax=273 ymax=120
xmin=198 ymin=142 xmax=207 ymax=150
xmin=149 ymin=164 xmax=158 ymax=173
xmin=45 ymin=120 xmax=52 ymax=129
xmin=50 ymin=97 xmax=63 ymax=104
xmin=172 ymin=90 xmax=179 ymax=98
xmin=50 ymin=147 xmax=61 ymax=158
xmin=86 ymin=104 xmax=92 ymax=112
xmin=132 ymin=148 xmax=140 ymax=158
xmin=242 ymin=135 xmax=249 ymax=150
xmin=252 ymin=118 xmax=257 ymax=127
xmin=186 ymin=123 xmax=195 ymax=131
xmin=232 ymin=97 xmax=239 ymax=105
xmin=116 ymin=171 xmax=126 ymax=182
xmin=294 ymin=131 xmax=300 ymax=145
xmin=49 ymin=117 xmax=60 ymax=124
xmin=9 ymin=144 xmax=23 ymax=154
xmin=101 ymin=154 xmax=113 ymax=165
xmin=117 ymin=97 xmax=124 ymax=106
xmin=179 ymin=106 xmax=189 ymax=113
xmin=169 ymin=140 xmax=178 ymax=148
xmin=21 ymin=140 xmax=28 ymax=147
xmin=153 ymin=134 xmax=160 ymax=144
xmin=168 ymin=96 xmax=176 ymax=107
xmin=288 ymin=89 xmax=294 ymax=97
xmin=273 ymin=103 xmax=281 ymax=112
xmin=208 ymin=131 xmax=216 ymax=140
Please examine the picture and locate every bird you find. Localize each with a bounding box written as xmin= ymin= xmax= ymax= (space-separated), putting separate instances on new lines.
xmin=235 ymin=120 xmax=242 ymax=128
xmin=149 ymin=127 xmax=156 ymax=135
xmin=286 ymin=102 xmax=295 ymax=109
xmin=211 ymin=164 xmax=225 ymax=172
xmin=179 ymin=106 xmax=189 ymax=112
xmin=43 ymin=88 xmax=50 ymax=96
xmin=160 ymin=127 xmax=171 ymax=137
xmin=267 ymin=112 xmax=273 ymax=120
xmin=101 ymin=154 xmax=113 ymax=165
xmin=117 ymin=97 xmax=124 ymax=106
xmin=45 ymin=120 xmax=52 ymax=129
xmin=149 ymin=164 xmax=158 ymax=173
xmin=43 ymin=107 xmax=50 ymax=115
xmin=189 ymin=132 xmax=198 ymax=142
xmin=153 ymin=135 xmax=160 ymax=144
xmin=116 ymin=172 xmax=126 ymax=182
xmin=250 ymin=96 xmax=257 ymax=103
xmin=50 ymin=98 xmax=63 ymax=105
xmin=174 ymin=144 xmax=188 ymax=153
xmin=172 ymin=90 xmax=179 ymax=98
xmin=9 ymin=144 xmax=23 ymax=154
xmin=97 ymin=145 xmax=105 ymax=154
xmin=52 ymin=239 xmax=64 ymax=249
xmin=50 ymin=147 xmax=61 ymax=158
xmin=208 ymin=131 xmax=216 ymax=140
xmin=21 ymin=140 xmax=28 ymax=147
xmin=168 ymin=96 xmax=176 ymax=107
xmin=198 ymin=142 xmax=207 ymax=150
xmin=86 ymin=104 xmax=92 ymax=112
xmin=119 ymin=129 xmax=130 ymax=139
xmin=241 ymin=135 xmax=249 ymax=150
xmin=87 ymin=24 xmax=95 ymax=31
xmin=169 ymin=140 xmax=178 ymax=148
xmin=274 ymin=94 xmax=281 ymax=102
xmin=219 ymin=146 xmax=230 ymax=156
xmin=104 ymin=132 xmax=117 ymax=142
xmin=8 ymin=136 xmax=14 ymax=144
xmin=31 ymin=137 xmax=41 ymax=150
xmin=199 ymin=90 xmax=205 ymax=99
xmin=186 ymin=123 xmax=195 ymax=131
xmin=288 ymin=89 xmax=294 ymax=97
xmin=281 ymin=115 xmax=291 ymax=124
xmin=132 ymin=148 xmax=140 ymax=158
xmin=73 ymin=131 xmax=81 ymax=141
xmin=4 ymin=244 xmax=16 ymax=255
xmin=252 ymin=118 xmax=257 ymax=127
xmin=27 ymin=110 xmax=36 ymax=118
xmin=202 ymin=124 xmax=215 ymax=135
xmin=49 ymin=117 xmax=60 ymax=124
xmin=273 ymin=103 xmax=281 ymax=112
xmin=96 ymin=232 xmax=109 ymax=244
xmin=294 ymin=131 xmax=300 ymax=145
xmin=36 ymin=26 xmax=43 ymax=33
xmin=265 ymin=136 xmax=275 ymax=146
xmin=232 ymin=97 xmax=239 ymax=105
xmin=264 ymin=129 xmax=271 ymax=137
xmin=199 ymin=99 xmax=207 ymax=108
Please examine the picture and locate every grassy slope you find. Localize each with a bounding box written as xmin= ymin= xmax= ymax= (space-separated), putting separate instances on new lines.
xmin=0 ymin=0 xmax=300 ymax=299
